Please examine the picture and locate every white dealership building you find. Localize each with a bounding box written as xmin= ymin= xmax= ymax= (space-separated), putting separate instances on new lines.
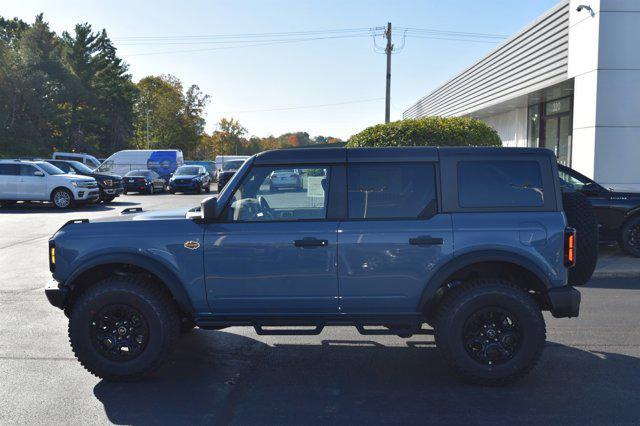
xmin=404 ymin=0 xmax=640 ymax=190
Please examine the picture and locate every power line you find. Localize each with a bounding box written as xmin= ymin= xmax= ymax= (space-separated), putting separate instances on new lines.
xmin=396 ymin=26 xmax=507 ymax=39
xmin=114 ymin=27 xmax=380 ymax=41
xmin=214 ymin=97 xmax=384 ymax=114
xmin=404 ymin=34 xmax=502 ymax=44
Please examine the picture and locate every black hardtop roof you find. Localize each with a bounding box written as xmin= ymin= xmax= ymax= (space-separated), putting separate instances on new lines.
xmin=252 ymin=146 xmax=556 ymax=165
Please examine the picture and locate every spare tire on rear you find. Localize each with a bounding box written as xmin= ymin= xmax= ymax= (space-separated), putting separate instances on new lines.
xmin=562 ymin=190 xmax=598 ymax=286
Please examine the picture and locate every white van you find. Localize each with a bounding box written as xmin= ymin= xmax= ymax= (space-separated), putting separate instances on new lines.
xmin=52 ymin=152 xmax=101 ymax=169
xmin=96 ymin=150 xmax=184 ymax=180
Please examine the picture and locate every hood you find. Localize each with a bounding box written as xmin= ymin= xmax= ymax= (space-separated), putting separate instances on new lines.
xmin=606 ymin=189 xmax=640 ymax=199
xmin=218 ymin=170 xmax=236 ymax=177
xmin=172 ymin=174 xmax=199 ymax=180
xmin=92 ymin=208 xmax=191 ymax=223
xmin=91 ymin=172 xmax=122 ymax=180
xmin=60 ymin=174 xmax=95 ymax=182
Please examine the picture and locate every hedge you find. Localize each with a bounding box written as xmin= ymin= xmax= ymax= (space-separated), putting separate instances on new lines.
xmin=347 ymin=116 xmax=502 ymax=148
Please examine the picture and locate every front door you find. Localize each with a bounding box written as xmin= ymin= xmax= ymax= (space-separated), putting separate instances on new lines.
xmin=18 ymin=164 xmax=46 ymax=199
xmin=204 ymin=164 xmax=338 ymax=315
xmin=541 ymin=97 xmax=572 ymax=166
xmin=337 ymin=162 xmax=453 ymax=314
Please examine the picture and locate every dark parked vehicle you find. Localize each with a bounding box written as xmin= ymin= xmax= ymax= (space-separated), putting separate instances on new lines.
xmin=185 ymin=161 xmax=216 ymax=180
xmin=46 ymin=147 xmax=592 ymax=385
xmin=216 ymin=159 xmax=246 ymax=192
xmin=123 ymin=170 xmax=166 ymax=194
xmin=47 ymin=159 xmax=124 ymax=203
xmin=559 ymin=164 xmax=640 ymax=256
xmin=169 ymin=165 xmax=211 ymax=194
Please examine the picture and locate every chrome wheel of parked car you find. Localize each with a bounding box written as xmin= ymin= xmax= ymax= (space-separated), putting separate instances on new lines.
xmin=52 ymin=189 xmax=72 ymax=209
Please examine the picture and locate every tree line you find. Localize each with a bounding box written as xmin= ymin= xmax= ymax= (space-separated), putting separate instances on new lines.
xmin=0 ymin=15 xmax=342 ymax=160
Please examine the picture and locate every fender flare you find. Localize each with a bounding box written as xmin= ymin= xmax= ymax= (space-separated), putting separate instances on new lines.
xmin=418 ymin=250 xmax=553 ymax=311
xmin=65 ymin=252 xmax=194 ymax=313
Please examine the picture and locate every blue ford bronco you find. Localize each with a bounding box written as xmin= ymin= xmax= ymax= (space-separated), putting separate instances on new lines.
xmin=45 ymin=147 xmax=585 ymax=385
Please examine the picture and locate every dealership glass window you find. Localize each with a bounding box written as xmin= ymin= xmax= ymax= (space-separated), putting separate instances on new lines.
xmin=226 ymin=165 xmax=330 ymax=222
xmin=527 ymin=104 xmax=541 ymax=147
xmin=544 ymin=97 xmax=571 ymax=115
xmin=347 ymin=163 xmax=436 ymax=219
xmin=458 ymin=161 xmax=544 ymax=207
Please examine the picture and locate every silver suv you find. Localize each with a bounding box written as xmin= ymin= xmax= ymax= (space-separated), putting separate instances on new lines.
xmin=0 ymin=160 xmax=99 ymax=208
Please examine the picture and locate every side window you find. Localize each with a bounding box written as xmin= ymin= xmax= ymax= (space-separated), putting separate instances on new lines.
xmin=347 ymin=163 xmax=437 ymax=219
xmin=0 ymin=164 xmax=19 ymax=175
xmin=19 ymin=165 xmax=38 ymax=176
xmin=558 ymin=168 xmax=589 ymax=191
xmin=458 ymin=161 xmax=544 ymax=208
xmin=226 ymin=166 xmax=330 ymax=222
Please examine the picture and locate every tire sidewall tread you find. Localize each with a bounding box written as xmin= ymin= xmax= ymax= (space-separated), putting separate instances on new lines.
xmin=434 ymin=279 xmax=546 ymax=386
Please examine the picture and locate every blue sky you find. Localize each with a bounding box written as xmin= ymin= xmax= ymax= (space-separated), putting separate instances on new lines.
xmin=4 ymin=0 xmax=559 ymax=139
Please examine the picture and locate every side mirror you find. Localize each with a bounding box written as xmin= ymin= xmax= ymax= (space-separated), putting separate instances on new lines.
xmin=202 ymin=196 xmax=218 ymax=222
xmin=581 ymin=182 xmax=602 ymax=195
xmin=34 ymin=171 xmax=45 ymax=177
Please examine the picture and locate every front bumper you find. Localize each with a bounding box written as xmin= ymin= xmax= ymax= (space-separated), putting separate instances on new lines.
xmin=45 ymin=279 xmax=69 ymax=310
xmin=170 ymin=181 xmax=198 ymax=191
xmin=73 ymin=188 xmax=100 ymax=202
xmin=547 ymin=286 xmax=581 ymax=318
xmin=103 ymin=185 xmax=124 ymax=196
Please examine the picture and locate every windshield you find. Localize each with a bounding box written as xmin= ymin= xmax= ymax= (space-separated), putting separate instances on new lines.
xmin=125 ymin=170 xmax=149 ymax=177
xmin=69 ymin=161 xmax=94 ymax=174
xmin=36 ymin=162 xmax=64 ymax=175
xmin=222 ymin=160 xmax=245 ymax=171
xmin=175 ymin=166 xmax=200 ymax=176
xmin=86 ymin=156 xmax=100 ymax=168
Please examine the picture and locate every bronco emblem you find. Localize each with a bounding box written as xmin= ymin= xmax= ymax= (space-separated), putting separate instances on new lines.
xmin=184 ymin=241 xmax=200 ymax=250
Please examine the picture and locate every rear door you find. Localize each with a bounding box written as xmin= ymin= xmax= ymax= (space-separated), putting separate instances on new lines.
xmin=337 ymin=160 xmax=453 ymax=314
xmin=204 ymin=164 xmax=339 ymax=315
xmin=0 ymin=164 xmax=19 ymax=199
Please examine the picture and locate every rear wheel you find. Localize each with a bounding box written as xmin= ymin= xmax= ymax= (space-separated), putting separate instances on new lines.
xmin=619 ymin=215 xmax=640 ymax=257
xmin=434 ymin=279 xmax=546 ymax=386
xmin=52 ymin=188 xmax=74 ymax=209
xmin=68 ymin=275 xmax=180 ymax=381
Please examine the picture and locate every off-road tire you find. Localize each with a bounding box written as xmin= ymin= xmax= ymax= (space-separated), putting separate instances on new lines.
xmin=169 ymin=188 xmax=175 ymax=194
xmin=205 ymin=183 xmax=211 ymax=193
xmin=180 ymin=318 xmax=196 ymax=334
xmin=434 ymin=279 xmax=546 ymax=386
xmin=103 ymin=196 xmax=116 ymax=203
xmin=562 ymin=190 xmax=598 ymax=285
xmin=196 ymin=184 xmax=202 ymax=194
xmin=68 ymin=275 xmax=180 ymax=381
xmin=619 ymin=214 xmax=640 ymax=257
xmin=52 ymin=188 xmax=74 ymax=209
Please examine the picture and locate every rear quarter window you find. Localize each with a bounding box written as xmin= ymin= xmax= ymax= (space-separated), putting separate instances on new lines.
xmin=458 ymin=161 xmax=544 ymax=208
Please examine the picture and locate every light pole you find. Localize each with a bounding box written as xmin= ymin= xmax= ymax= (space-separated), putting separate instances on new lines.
xmin=145 ymin=109 xmax=151 ymax=149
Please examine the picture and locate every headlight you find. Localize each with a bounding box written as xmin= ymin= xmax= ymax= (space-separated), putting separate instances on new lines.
xmin=103 ymin=179 xmax=113 ymax=187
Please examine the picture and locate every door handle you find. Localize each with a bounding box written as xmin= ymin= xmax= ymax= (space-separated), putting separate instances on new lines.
xmin=409 ymin=236 xmax=443 ymax=245
xmin=294 ymin=237 xmax=328 ymax=247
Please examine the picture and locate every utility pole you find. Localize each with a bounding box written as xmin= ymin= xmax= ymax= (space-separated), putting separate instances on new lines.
xmin=384 ymin=22 xmax=393 ymax=123
xmin=145 ymin=109 xmax=151 ymax=149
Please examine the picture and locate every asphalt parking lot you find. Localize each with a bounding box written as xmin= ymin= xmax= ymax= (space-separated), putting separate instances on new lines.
xmin=1 ymin=193 xmax=640 ymax=425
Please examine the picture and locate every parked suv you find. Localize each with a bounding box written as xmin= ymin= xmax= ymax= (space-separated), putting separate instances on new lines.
xmin=45 ymin=147 xmax=585 ymax=385
xmin=169 ymin=165 xmax=211 ymax=194
xmin=47 ymin=159 xmax=124 ymax=203
xmin=0 ymin=160 xmax=99 ymax=208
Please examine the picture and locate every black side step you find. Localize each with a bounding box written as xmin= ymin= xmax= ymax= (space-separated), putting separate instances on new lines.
xmin=254 ymin=325 xmax=324 ymax=335
xmin=355 ymin=323 xmax=433 ymax=336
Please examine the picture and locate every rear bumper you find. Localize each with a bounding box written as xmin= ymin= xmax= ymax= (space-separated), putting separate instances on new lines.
xmin=547 ymin=286 xmax=581 ymax=318
xmin=45 ymin=279 xmax=68 ymax=310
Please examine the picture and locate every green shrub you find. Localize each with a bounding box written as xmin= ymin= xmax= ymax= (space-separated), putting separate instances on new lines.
xmin=347 ymin=116 xmax=502 ymax=148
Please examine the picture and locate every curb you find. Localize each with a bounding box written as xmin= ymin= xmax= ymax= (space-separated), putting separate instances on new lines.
xmin=591 ymin=271 xmax=640 ymax=279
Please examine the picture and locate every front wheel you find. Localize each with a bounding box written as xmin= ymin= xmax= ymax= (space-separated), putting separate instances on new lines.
xmin=68 ymin=276 xmax=180 ymax=381
xmin=434 ymin=279 xmax=546 ymax=386
xmin=52 ymin=188 xmax=74 ymax=209
xmin=619 ymin=215 xmax=640 ymax=257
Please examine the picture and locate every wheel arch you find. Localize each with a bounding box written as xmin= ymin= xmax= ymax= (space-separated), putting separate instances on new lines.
xmin=64 ymin=253 xmax=194 ymax=314
xmin=419 ymin=250 xmax=552 ymax=314
xmin=50 ymin=186 xmax=73 ymax=201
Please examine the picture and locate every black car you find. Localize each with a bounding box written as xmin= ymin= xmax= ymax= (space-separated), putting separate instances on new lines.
xmin=47 ymin=159 xmax=124 ymax=203
xmin=169 ymin=165 xmax=211 ymax=194
xmin=559 ymin=164 xmax=640 ymax=256
xmin=217 ymin=159 xmax=246 ymax=192
xmin=123 ymin=170 xmax=167 ymax=194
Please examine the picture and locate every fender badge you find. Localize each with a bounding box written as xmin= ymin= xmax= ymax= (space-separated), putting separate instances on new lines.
xmin=184 ymin=241 xmax=200 ymax=250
